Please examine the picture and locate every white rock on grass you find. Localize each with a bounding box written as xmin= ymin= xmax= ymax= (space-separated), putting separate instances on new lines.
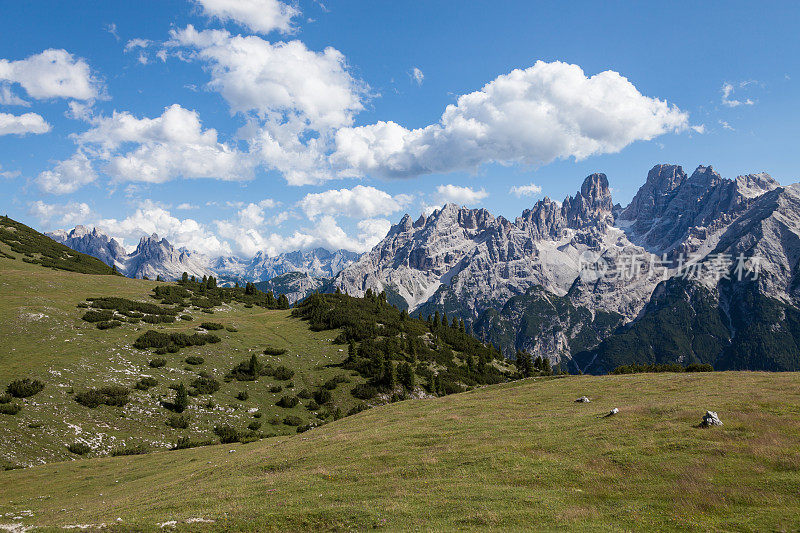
xmin=575 ymin=396 xmax=590 ymax=403
xmin=701 ymin=410 xmax=723 ymax=427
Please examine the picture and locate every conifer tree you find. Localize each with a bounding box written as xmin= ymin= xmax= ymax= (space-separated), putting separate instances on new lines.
xmin=174 ymin=383 xmax=189 ymax=413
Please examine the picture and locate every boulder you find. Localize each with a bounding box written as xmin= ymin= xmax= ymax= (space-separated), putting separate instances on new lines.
xmin=700 ymin=411 xmax=722 ymax=427
xmin=575 ymin=396 xmax=590 ymax=403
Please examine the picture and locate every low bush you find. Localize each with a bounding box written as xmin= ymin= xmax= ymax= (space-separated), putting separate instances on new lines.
xmin=247 ymin=421 xmax=262 ymax=431
xmin=134 ymin=377 xmax=158 ymax=390
xmin=273 ymin=365 xmax=294 ymax=381
xmin=96 ymin=320 xmax=122 ymax=330
xmin=276 ymin=395 xmax=299 ymax=408
xmin=236 ymin=390 xmax=249 ymax=401
xmin=297 ymin=424 xmax=314 ymax=434
xmin=297 ymin=389 xmax=312 ymax=399
xmin=184 ymin=355 xmax=205 ymax=365
xmin=191 ymin=375 xmax=221 ymax=395
xmin=314 ymin=388 xmax=332 ymax=404
xmin=685 ymin=363 xmax=714 ymax=372
xmin=110 ymin=444 xmax=149 ymax=456
xmin=81 ymin=309 xmax=114 ymax=323
xmin=166 ymin=413 xmax=190 ymax=429
xmin=133 ymin=330 xmax=220 ymax=350
xmin=149 ymin=358 xmax=167 ymax=368
xmin=226 ymin=326 xmax=238 ymax=332
xmin=269 ymin=385 xmax=283 ymax=393
xmin=75 ymin=385 xmax=129 ymax=408
xmin=67 ymin=442 xmax=91 ymax=455
xmin=306 ymin=400 xmax=320 ymax=411
xmin=0 ymin=393 xmax=11 ymax=404
xmin=180 ymin=314 xmax=193 ymax=321
xmin=283 ymin=415 xmax=302 ymax=426
xmin=0 ymin=403 xmax=21 ymax=415
xmin=172 ymin=436 xmax=214 ymax=450
xmin=214 ymin=425 xmax=239 ymax=444
xmin=351 ymin=383 xmax=378 ymax=400
xmin=7 ymin=378 xmax=45 ymax=398
xmin=200 ymin=322 xmax=224 ymax=330
xmin=142 ymin=314 xmax=175 ymax=324
xmin=263 ymin=346 xmax=287 ymax=356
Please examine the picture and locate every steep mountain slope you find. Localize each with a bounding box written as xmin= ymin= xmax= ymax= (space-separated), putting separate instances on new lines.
xmin=254 ymin=272 xmax=333 ymax=304
xmin=46 ymin=225 xmax=128 ymax=271
xmin=241 ymin=248 xmax=359 ymax=281
xmin=0 ymin=216 xmax=119 ymax=276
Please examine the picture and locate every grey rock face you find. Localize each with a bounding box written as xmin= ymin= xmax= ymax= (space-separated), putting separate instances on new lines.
xmin=47 ymin=225 xmax=127 ymax=270
xmin=242 ymin=248 xmax=359 ymax=281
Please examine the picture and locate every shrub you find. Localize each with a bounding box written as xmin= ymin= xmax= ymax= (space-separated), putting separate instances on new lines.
xmin=0 ymin=393 xmax=10 ymax=404
xmin=276 ymin=395 xmax=299 ymax=408
xmin=7 ymin=378 xmax=45 ymax=398
xmin=283 ymin=415 xmax=302 ymax=426
xmin=297 ymin=389 xmax=311 ymax=399
xmin=297 ymin=424 xmax=314 ymax=434
xmin=273 ymin=365 xmax=294 ymax=381
xmin=313 ymin=388 xmax=332 ymax=404
xmin=247 ymin=421 xmax=262 ymax=431
xmin=191 ymin=375 xmax=221 ymax=395
xmin=96 ymin=320 xmax=122 ymax=330
xmin=226 ymin=326 xmax=238 ymax=332
xmin=166 ymin=413 xmax=190 ymax=429
xmin=263 ymin=347 xmax=287 ymax=356
xmin=0 ymin=403 xmax=21 ymax=415
xmin=134 ymin=377 xmax=158 ymax=390
xmin=201 ymin=309 xmax=214 ymax=314
xmin=347 ymin=403 xmax=369 ymax=416
xmin=149 ymin=358 xmax=167 ymax=368
xmin=173 ymin=436 xmax=213 ymax=450
xmin=686 ymin=363 xmax=714 ymax=372
xmin=306 ymin=400 xmax=320 ymax=411
xmin=229 ymin=354 xmax=270 ymax=381
xmin=236 ymin=390 xmax=249 ymax=401
xmin=172 ymin=383 xmax=189 ymax=413
xmin=75 ymin=386 xmax=129 ymax=408
xmin=184 ymin=355 xmax=205 ymax=365
xmin=110 ymin=444 xmax=149 ymax=456
xmin=200 ymin=322 xmax=224 ymax=330
xmin=253 ymin=411 xmax=262 ymax=418
xmin=269 ymin=385 xmax=283 ymax=393
xmin=323 ymin=378 xmax=339 ymax=390
xmin=214 ymin=425 xmax=239 ymax=444
xmin=67 ymin=442 xmax=91 ymax=455
xmin=351 ymin=383 xmax=378 ymax=400
xmin=180 ymin=315 xmax=193 ymax=321
xmin=133 ymin=330 xmax=219 ymax=350
xmin=81 ymin=309 xmax=114 ymax=323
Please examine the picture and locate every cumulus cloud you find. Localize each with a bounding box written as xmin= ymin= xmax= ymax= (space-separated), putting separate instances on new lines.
xmin=0 ymin=85 xmax=30 ymax=106
xmin=0 ymin=49 xmax=101 ymax=100
xmin=299 ymin=185 xmax=409 ymax=219
xmin=721 ymin=82 xmax=756 ymax=107
xmin=0 ymin=112 xmax=51 ymax=135
xmin=193 ymin=0 xmax=300 ymax=35
xmin=36 ymin=151 xmax=98 ymax=194
xmin=75 ymin=103 xmax=253 ymax=184
xmin=97 ymin=200 xmax=231 ymax=255
xmin=29 ymin=200 xmax=92 ymax=227
xmin=167 ymin=25 xmax=367 ymax=184
xmin=331 ymin=61 xmax=690 ymax=179
xmin=411 ymin=67 xmax=424 ymax=85
xmin=509 ymin=182 xmax=542 ymax=197
xmin=435 ymin=184 xmax=488 ymax=206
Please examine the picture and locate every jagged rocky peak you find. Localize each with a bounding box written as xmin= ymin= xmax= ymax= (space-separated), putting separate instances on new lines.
xmin=563 ymin=172 xmax=614 ymax=230
xmin=735 ymin=172 xmax=779 ymax=198
xmin=620 ymin=164 xmax=687 ymax=223
xmin=46 ymin=224 xmax=127 ymax=267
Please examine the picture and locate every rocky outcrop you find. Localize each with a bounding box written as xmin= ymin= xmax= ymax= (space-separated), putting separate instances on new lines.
xmin=47 ymin=225 xmax=127 ymax=271
xmin=242 ymin=248 xmax=359 ymax=281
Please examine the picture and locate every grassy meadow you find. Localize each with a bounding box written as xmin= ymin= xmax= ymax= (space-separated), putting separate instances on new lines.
xmin=1 ymin=371 xmax=800 ymax=531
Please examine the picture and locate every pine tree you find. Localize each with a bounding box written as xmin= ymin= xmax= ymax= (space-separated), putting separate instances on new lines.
xmin=451 ymin=316 xmax=459 ymax=329
xmin=156 ymin=274 xmax=163 ymax=282
xmin=181 ymin=272 xmax=189 ymax=283
xmin=248 ymin=354 xmax=262 ymax=377
xmin=542 ymin=357 xmax=552 ymax=375
xmin=434 ymin=310 xmax=441 ymax=328
xmin=174 ymin=383 xmax=189 ymax=413
xmin=277 ymin=294 xmax=290 ymax=309
xmin=382 ymin=359 xmax=396 ymax=390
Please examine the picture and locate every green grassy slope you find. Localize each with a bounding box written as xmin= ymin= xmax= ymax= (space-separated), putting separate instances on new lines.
xmin=1 ymin=371 xmax=799 ymax=531
xmin=0 ymin=254 xmax=369 ymax=467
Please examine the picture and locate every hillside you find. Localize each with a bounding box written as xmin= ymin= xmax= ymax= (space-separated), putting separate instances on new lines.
xmin=1 ymin=371 xmax=799 ymax=531
xmin=0 ymin=226 xmax=514 ymax=468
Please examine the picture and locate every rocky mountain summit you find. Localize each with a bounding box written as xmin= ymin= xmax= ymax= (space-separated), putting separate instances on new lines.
xmin=334 ymin=163 xmax=798 ymax=372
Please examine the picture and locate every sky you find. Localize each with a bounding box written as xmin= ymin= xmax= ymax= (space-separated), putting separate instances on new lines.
xmin=1 ymin=0 xmax=798 ymax=258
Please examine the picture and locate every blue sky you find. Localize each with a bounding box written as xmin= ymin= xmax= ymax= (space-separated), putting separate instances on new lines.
xmin=1 ymin=0 xmax=798 ymax=257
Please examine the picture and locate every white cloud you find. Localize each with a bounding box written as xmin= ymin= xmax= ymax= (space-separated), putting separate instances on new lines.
xmin=721 ymin=82 xmax=755 ymax=107
xmin=0 ymin=112 xmax=51 ymax=135
xmin=435 ymin=184 xmax=488 ymax=206
xmin=124 ymin=38 xmax=152 ymax=52
xmin=509 ymin=183 xmax=542 ymax=198
xmin=176 ymin=203 xmax=198 ymax=210
xmin=105 ymin=23 xmax=120 ymax=41
xmin=411 ymin=67 xmax=424 ymax=86
xmin=719 ymin=120 xmax=734 ymax=131
xmin=0 ymin=164 xmax=20 ymax=179
xmin=75 ymin=104 xmax=253 ymax=184
xmin=167 ymin=25 xmax=367 ymax=185
xmin=36 ymin=151 xmax=98 ymax=194
xmin=97 ymin=200 xmax=231 ymax=256
xmin=299 ymin=185 xmax=409 ymax=219
xmin=331 ymin=61 xmax=690 ymax=179
xmin=0 ymin=84 xmax=30 ymax=106
xmin=0 ymin=49 xmax=101 ymax=100
xmin=29 ymin=200 xmax=92 ymax=227
xmin=193 ymin=0 xmax=300 ymax=35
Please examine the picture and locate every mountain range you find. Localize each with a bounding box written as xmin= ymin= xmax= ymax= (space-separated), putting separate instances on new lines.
xmin=48 ymin=163 xmax=800 ymax=373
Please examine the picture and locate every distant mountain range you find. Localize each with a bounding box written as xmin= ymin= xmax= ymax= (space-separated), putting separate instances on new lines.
xmin=48 ymin=162 xmax=800 ymax=373
xmin=47 ymin=226 xmax=359 ymax=289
